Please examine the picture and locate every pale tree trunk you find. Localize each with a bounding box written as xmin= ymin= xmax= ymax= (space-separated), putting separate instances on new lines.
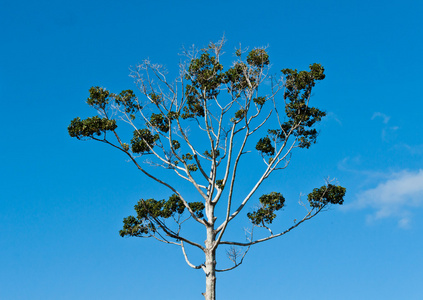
xmin=204 ymin=246 xmax=216 ymax=300
xmin=204 ymin=205 xmax=217 ymax=300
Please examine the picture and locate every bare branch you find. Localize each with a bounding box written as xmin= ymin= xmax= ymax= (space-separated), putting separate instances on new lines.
xmin=220 ymin=205 xmax=324 ymax=247
xmin=181 ymin=241 xmax=205 ymax=270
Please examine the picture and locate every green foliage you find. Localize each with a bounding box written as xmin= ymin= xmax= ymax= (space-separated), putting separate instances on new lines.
xmin=203 ymin=149 xmax=220 ymax=159
xmin=171 ymin=140 xmax=181 ymax=150
xmin=234 ymin=109 xmax=246 ymax=120
xmin=120 ymin=215 xmax=150 ymax=237
xmin=308 ymin=184 xmax=346 ymax=208
xmin=114 ymin=89 xmax=141 ymax=114
xmin=68 ymin=116 xmax=117 ymax=139
xmin=187 ymin=164 xmax=198 ymax=172
xmin=216 ymin=179 xmax=224 ymax=190
xmin=282 ymin=63 xmax=325 ymax=104
xmin=182 ymin=153 xmax=193 ymax=161
xmin=149 ymin=92 xmax=162 ymax=105
xmin=163 ymin=194 xmax=186 ymax=216
xmin=186 ymin=53 xmax=224 ymax=93
xmin=180 ymin=153 xmax=197 ymax=171
xmin=256 ymin=136 xmax=275 ymax=156
xmin=131 ymin=129 xmax=159 ymax=153
xmin=180 ymin=48 xmax=270 ymax=121
xmin=255 ymin=63 xmax=327 ymax=151
xmin=247 ymin=192 xmax=285 ymax=225
xmin=167 ymin=111 xmax=179 ymax=121
xmin=69 ymin=87 xmax=145 ymax=143
xmin=188 ymin=202 xmax=205 ymax=218
xmin=150 ymin=113 xmax=170 ymax=133
xmin=223 ymin=62 xmax=250 ymax=91
xmin=182 ymin=88 xmax=205 ymax=119
xmin=86 ymin=86 xmax=110 ymax=110
xmin=253 ymin=96 xmax=266 ymax=106
xmin=246 ymin=48 xmax=270 ymax=68
xmin=119 ymin=194 xmax=205 ymax=237
xmin=182 ymin=53 xmax=224 ymax=119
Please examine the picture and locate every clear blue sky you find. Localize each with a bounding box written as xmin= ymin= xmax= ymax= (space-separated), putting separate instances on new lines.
xmin=1 ymin=0 xmax=423 ymax=299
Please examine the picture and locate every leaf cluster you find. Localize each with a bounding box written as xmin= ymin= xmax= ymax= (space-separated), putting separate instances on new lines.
xmin=255 ymin=64 xmax=327 ymax=155
xmin=149 ymin=92 xmax=163 ymax=105
xmin=182 ymin=48 xmax=270 ymax=120
xmin=182 ymin=53 xmax=224 ymax=119
xmin=87 ymin=86 xmax=141 ymax=114
xmin=282 ymin=64 xmax=326 ymax=148
xmin=247 ymin=192 xmax=285 ymax=225
xmin=119 ymin=194 xmax=205 ymax=237
xmin=253 ymin=96 xmax=266 ymax=106
xmin=131 ymin=129 xmax=159 ymax=153
xmin=68 ymin=116 xmax=117 ymax=139
xmin=150 ymin=113 xmax=170 ymax=133
xmin=223 ymin=62 xmax=251 ymax=92
xmin=246 ymin=48 xmax=270 ymax=68
xmin=186 ymin=53 xmax=224 ymax=93
xmin=255 ymin=136 xmax=274 ymax=156
xmin=308 ymin=184 xmax=346 ymax=208
xmin=68 ymin=87 xmax=144 ymax=143
xmin=203 ymin=149 xmax=220 ymax=159
xmin=86 ymin=86 xmax=111 ymax=110
xmin=114 ymin=89 xmax=141 ymax=114
xmin=216 ymin=179 xmax=224 ymax=190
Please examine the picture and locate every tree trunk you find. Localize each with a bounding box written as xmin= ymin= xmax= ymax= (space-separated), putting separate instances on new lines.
xmin=204 ymin=224 xmax=216 ymax=300
xmin=204 ymin=247 xmax=216 ymax=300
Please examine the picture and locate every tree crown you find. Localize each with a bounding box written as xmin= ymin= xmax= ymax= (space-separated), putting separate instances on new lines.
xmin=68 ymin=40 xmax=345 ymax=277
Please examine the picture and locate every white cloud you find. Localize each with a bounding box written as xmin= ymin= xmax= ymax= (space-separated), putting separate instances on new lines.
xmin=394 ymin=143 xmax=423 ymax=155
xmin=371 ymin=112 xmax=400 ymax=142
xmin=325 ymin=112 xmax=342 ymax=125
xmin=381 ymin=126 xmax=399 ymax=142
xmin=371 ymin=112 xmax=390 ymax=124
xmin=348 ymin=169 xmax=423 ymax=228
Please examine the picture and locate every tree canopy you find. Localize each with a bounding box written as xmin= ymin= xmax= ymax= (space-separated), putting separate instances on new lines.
xmin=68 ymin=39 xmax=346 ymax=300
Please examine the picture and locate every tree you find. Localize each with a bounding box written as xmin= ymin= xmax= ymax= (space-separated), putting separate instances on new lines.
xmin=68 ymin=39 xmax=346 ymax=300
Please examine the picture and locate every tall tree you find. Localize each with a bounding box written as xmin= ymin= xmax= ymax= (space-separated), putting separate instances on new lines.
xmin=68 ymin=39 xmax=346 ymax=300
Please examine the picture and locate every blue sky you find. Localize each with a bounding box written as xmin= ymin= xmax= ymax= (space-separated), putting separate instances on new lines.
xmin=1 ymin=0 xmax=423 ymax=299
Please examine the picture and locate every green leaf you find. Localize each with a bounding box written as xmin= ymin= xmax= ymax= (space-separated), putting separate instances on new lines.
xmin=247 ymin=192 xmax=285 ymax=225
xmin=246 ymin=48 xmax=270 ymax=68
xmin=114 ymin=90 xmax=141 ymax=113
xmin=256 ymin=137 xmax=275 ymax=156
xmin=68 ymin=116 xmax=117 ymax=139
xmin=131 ymin=129 xmax=159 ymax=153
xmin=120 ymin=194 xmax=205 ymax=237
xmin=150 ymin=113 xmax=170 ymax=132
xmin=149 ymin=92 xmax=162 ymax=105
xmin=86 ymin=86 xmax=110 ymax=110
xmin=216 ymin=179 xmax=224 ymax=190
xmin=172 ymin=140 xmax=181 ymax=150
xmin=187 ymin=164 xmax=198 ymax=172
xmin=253 ymin=96 xmax=266 ymax=106
xmin=308 ymin=184 xmax=346 ymax=208
xmin=182 ymin=153 xmax=193 ymax=161
xmin=235 ymin=109 xmax=246 ymax=120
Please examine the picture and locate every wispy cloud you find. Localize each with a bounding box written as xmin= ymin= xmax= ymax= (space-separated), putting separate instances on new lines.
xmin=325 ymin=112 xmax=342 ymax=125
xmin=337 ymin=156 xmax=390 ymax=187
xmin=347 ymin=169 xmax=423 ymax=228
xmin=381 ymin=126 xmax=399 ymax=141
xmin=393 ymin=143 xmax=423 ymax=155
xmin=371 ymin=112 xmax=399 ymax=142
xmin=371 ymin=112 xmax=390 ymax=124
